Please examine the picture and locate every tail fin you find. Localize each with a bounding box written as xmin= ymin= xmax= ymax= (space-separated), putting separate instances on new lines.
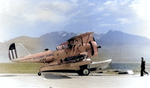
xmin=8 ymin=43 xmax=31 ymax=60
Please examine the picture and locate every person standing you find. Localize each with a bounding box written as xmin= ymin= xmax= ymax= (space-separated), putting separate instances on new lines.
xmin=141 ymin=57 xmax=149 ymax=76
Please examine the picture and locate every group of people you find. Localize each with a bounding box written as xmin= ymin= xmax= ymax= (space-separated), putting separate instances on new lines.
xmin=141 ymin=57 xmax=149 ymax=76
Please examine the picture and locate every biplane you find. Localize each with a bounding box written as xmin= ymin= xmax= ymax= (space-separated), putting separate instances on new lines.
xmin=8 ymin=32 xmax=102 ymax=76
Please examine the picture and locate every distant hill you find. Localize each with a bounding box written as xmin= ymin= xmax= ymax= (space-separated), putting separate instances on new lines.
xmin=97 ymin=30 xmax=150 ymax=62
xmin=1 ymin=30 xmax=150 ymax=63
xmin=98 ymin=30 xmax=150 ymax=46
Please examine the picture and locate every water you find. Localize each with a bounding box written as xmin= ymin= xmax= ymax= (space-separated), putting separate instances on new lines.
xmin=111 ymin=63 xmax=150 ymax=72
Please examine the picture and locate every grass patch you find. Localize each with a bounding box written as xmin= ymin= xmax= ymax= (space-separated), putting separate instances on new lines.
xmin=0 ymin=63 xmax=43 ymax=73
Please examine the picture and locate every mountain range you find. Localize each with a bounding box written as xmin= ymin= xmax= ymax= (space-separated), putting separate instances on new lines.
xmin=1 ymin=30 xmax=150 ymax=63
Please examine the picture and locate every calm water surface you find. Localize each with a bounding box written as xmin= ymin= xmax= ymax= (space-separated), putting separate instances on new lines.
xmin=111 ymin=63 xmax=150 ymax=72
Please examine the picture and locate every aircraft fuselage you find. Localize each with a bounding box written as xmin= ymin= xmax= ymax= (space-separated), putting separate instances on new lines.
xmin=11 ymin=41 xmax=98 ymax=65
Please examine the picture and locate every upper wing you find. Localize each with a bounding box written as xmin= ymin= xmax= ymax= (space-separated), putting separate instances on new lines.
xmin=68 ymin=32 xmax=94 ymax=43
xmin=56 ymin=32 xmax=95 ymax=50
xmin=67 ymin=32 xmax=95 ymax=48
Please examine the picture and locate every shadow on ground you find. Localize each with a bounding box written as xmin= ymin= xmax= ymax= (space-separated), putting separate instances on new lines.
xmin=42 ymin=73 xmax=71 ymax=79
xmin=42 ymin=72 xmax=120 ymax=79
xmin=0 ymin=74 xmax=17 ymax=77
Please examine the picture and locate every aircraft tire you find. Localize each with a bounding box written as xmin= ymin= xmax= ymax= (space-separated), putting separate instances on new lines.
xmin=38 ymin=72 xmax=41 ymax=76
xmin=82 ymin=68 xmax=90 ymax=76
xmin=77 ymin=68 xmax=90 ymax=76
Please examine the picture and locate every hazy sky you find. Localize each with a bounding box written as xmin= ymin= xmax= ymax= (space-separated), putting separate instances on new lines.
xmin=0 ymin=0 xmax=150 ymax=42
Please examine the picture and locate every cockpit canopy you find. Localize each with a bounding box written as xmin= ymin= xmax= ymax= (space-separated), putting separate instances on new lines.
xmin=56 ymin=42 xmax=69 ymax=50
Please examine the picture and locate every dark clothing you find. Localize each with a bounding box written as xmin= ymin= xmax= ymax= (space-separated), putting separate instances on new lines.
xmin=141 ymin=60 xmax=149 ymax=76
xmin=141 ymin=60 xmax=145 ymax=70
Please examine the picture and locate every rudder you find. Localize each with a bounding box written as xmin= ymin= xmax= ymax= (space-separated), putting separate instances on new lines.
xmin=9 ymin=43 xmax=18 ymax=60
xmin=8 ymin=43 xmax=31 ymax=60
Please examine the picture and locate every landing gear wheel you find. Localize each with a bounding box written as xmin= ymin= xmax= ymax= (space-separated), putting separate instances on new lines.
xmin=77 ymin=68 xmax=90 ymax=76
xmin=38 ymin=72 xmax=41 ymax=76
xmin=82 ymin=68 xmax=90 ymax=76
